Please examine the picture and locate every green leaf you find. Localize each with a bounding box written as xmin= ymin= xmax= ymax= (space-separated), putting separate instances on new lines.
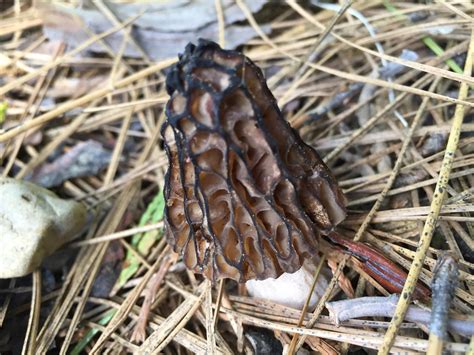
xmin=0 ymin=102 xmax=8 ymax=124
xmin=69 ymin=309 xmax=116 ymax=355
xmin=116 ymin=190 xmax=165 ymax=288
xmin=421 ymin=37 xmax=464 ymax=75
xmin=383 ymin=0 xmax=465 ymax=76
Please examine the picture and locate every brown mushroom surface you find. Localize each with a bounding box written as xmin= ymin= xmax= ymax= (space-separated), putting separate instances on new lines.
xmin=162 ymin=39 xmax=346 ymax=282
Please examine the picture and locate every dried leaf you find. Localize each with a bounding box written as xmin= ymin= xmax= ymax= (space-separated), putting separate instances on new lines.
xmin=29 ymin=140 xmax=112 ymax=188
xmin=47 ymin=76 xmax=107 ymax=99
xmin=40 ymin=1 xmax=270 ymax=61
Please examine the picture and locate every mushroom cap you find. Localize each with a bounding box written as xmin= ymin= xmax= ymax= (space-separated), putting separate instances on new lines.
xmin=162 ymin=39 xmax=346 ymax=282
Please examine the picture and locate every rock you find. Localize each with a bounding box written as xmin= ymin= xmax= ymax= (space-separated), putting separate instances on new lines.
xmin=0 ymin=178 xmax=88 ymax=278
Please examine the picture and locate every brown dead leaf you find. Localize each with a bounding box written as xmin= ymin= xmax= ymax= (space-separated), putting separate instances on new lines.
xmin=40 ymin=1 xmax=271 ymax=61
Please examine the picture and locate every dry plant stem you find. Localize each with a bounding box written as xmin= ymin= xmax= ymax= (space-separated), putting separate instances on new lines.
xmin=289 ymin=1 xmax=474 ymax=86
xmin=32 ymin=214 xmax=101 ymax=353
xmin=325 ymin=73 xmax=433 ymax=164
xmin=195 ymin=309 xmax=233 ymax=355
xmin=325 ymin=296 xmax=473 ymax=336
xmin=59 ymin=241 xmax=109 ymax=355
xmin=0 ymin=15 xmax=42 ymax=38
xmin=0 ymin=11 xmax=143 ymax=97
xmin=221 ymin=290 xmax=245 ymax=352
xmin=297 ymin=0 xmax=353 ymax=79
xmin=213 ymin=279 xmax=225 ymax=329
xmin=103 ymin=98 xmax=135 ymax=185
xmin=131 ymin=255 xmax=175 ymax=343
xmin=82 ymin=95 xmax=167 ymax=113
xmin=341 ymin=136 xmax=472 ymax=193
xmin=80 ymin=119 xmax=164 ymax=354
xmin=2 ymin=69 xmax=44 ymax=171
xmin=369 ymin=230 xmax=473 ymax=275
xmin=139 ymin=282 xmax=210 ymax=354
xmin=34 ymin=247 xmax=103 ymax=353
xmin=311 ymin=39 xmax=469 ymax=133
xmin=291 ymin=251 xmax=341 ymax=348
xmin=21 ymin=270 xmax=41 ymax=355
xmin=89 ymin=244 xmax=167 ymax=354
xmin=468 ymin=337 xmax=474 ymax=355
xmin=348 ymin=171 xmax=474 ymax=208
xmin=378 ymin=29 xmax=474 ymax=355
xmin=0 ymin=58 xmax=176 ymax=143
xmin=15 ymin=98 xmax=102 ymax=178
xmin=4 ymin=3 xmax=471 ymax=353
xmin=76 ymin=158 xmax=166 ymax=202
xmin=236 ymin=0 xmax=474 ymax=109
xmin=214 ymin=0 xmax=225 ymax=48
xmin=352 ymin=77 xmax=440 ymax=241
xmin=378 ymin=242 xmax=474 ymax=313
xmin=205 ymin=280 xmax=216 ymax=354
xmin=169 ymin=282 xmax=415 ymax=352
xmin=85 ymin=322 xmax=138 ymax=352
xmin=427 ymin=255 xmax=460 ymax=354
xmin=280 ymin=0 xmax=353 ymax=102
xmin=287 ymin=254 xmax=326 ymax=355
xmin=319 ymin=123 xmax=474 ymax=152
xmin=108 ymin=25 xmax=132 ymax=92
xmin=0 ymin=279 xmax=15 ymax=326
xmin=2 ymin=42 xmax=63 ymax=173
xmin=229 ymin=295 xmax=427 ymax=331
xmin=81 ymin=24 xmax=134 ymax=74
xmin=12 ymin=0 xmax=21 ymax=43
xmin=70 ymin=222 xmax=164 ymax=247
xmin=93 ymin=0 xmax=152 ymax=64
xmin=294 ymin=70 xmax=439 ymax=353
xmin=436 ymin=0 xmax=474 ymax=22
xmin=222 ymin=307 xmax=469 ymax=353
xmin=90 ymin=293 xmax=223 ymax=354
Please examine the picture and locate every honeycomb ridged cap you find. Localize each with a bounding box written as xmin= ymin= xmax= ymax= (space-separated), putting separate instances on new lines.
xmin=162 ymin=39 xmax=346 ymax=282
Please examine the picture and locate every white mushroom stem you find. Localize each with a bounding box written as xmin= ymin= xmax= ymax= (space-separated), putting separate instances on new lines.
xmin=245 ymin=257 xmax=331 ymax=311
xmin=325 ymin=295 xmax=474 ymax=336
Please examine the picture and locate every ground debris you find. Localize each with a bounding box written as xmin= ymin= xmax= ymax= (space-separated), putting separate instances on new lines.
xmin=40 ymin=0 xmax=270 ymax=61
xmin=29 ymin=140 xmax=112 ymax=188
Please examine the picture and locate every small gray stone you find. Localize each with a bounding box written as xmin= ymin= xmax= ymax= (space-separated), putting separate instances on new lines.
xmin=0 ymin=178 xmax=88 ymax=278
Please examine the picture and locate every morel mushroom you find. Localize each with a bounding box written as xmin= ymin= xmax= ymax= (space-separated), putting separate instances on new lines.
xmin=162 ymin=39 xmax=346 ymax=283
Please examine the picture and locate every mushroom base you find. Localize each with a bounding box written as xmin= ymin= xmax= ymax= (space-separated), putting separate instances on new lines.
xmin=245 ymin=256 xmax=331 ymax=310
